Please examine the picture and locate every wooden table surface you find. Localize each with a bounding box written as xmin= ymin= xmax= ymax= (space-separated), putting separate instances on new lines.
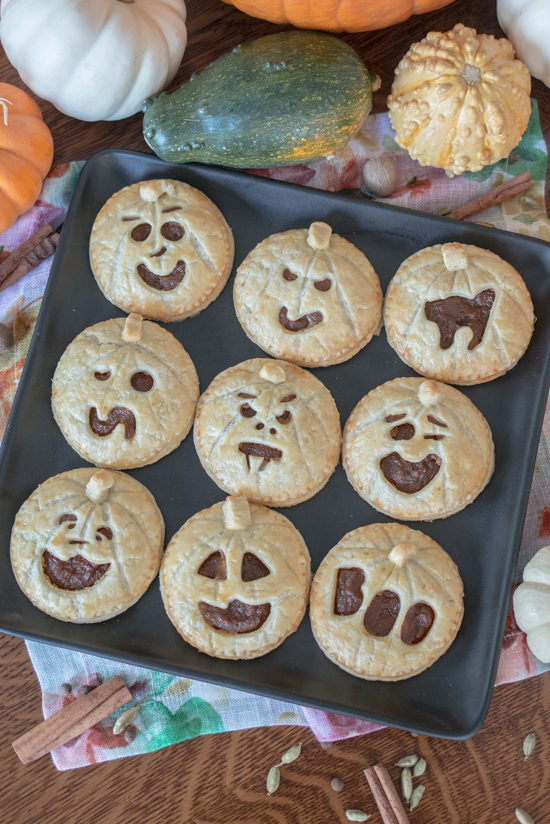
xmin=1 ymin=1 xmax=550 ymax=823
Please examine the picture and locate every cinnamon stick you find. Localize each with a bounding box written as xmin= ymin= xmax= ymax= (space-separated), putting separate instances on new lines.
xmin=12 ymin=675 xmax=132 ymax=764
xmin=0 ymin=224 xmax=54 ymax=286
xmin=448 ymin=172 xmax=533 ymax=220
xmin=364 ymin=765 xmax=410 ymax=824
xmin=0 ymin=231 xmax=59 ymax=293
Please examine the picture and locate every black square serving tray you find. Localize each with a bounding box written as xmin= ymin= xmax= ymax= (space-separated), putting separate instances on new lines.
xmin=2 ymin=149 xmax=550 ymax=740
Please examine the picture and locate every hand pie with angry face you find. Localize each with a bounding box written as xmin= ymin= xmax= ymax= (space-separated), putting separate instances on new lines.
xmin=384 ymin=242 xmax=535 ymax=384
xmin=90 ymin=178 xmax=234 ymax=322
xmin=343 ymin=377 xmax=494 ymax=520
xmin=160 ymin=495 xmax=311 ymax=659
xmin=234 ymin=222 xmax=383 ymax=367
xmin=310 ymin=522 xmax=464 ymax=681
xmin=52 ymin=314 xmax=199 ymax=469
xmin=193 ymin=358 xmax=341 ymax=507
xmin=10 ymin=468 xmax=164 ymax=623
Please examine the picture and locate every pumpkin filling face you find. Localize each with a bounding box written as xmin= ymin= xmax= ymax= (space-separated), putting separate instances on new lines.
xmin=236 ymin=390 xmax=297 ymax=471
xmin=122 ymin=211 xmax=188 ymax=292
xmin=197 ymin=549 xmax=272 ymax=634
xmin=424 ymin=289 xmax=495 ymax=350
xmin=277 ymin=267 xmax=327 ymax=333
xmin=379 ymin=413 xmax=446 ymax=493
xmin=42 ymin=513 xmax=113 ymax=591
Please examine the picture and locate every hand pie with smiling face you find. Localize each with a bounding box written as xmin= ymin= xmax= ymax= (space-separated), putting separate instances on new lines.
xmin=193 ymin=358 xmax=341 ymax=507
xmin=90 ymin=178 xmax=234 ymax=322
xmin=343 ymin=377 xmax=494 ymax=521
xmin=10 ymin=468 xmax=164 ymax=623
xmin=310 ymin=522 xmax=464 ymax=681
xmin=52 ymin=314 xmax=199 ymax=469
xmin=234 ymin=222 xmax=383 ymax=367
xmin=384 ymin=242 xmax=535 ymax=385
xmin=160 ymin=495 xmax=311 ymax=659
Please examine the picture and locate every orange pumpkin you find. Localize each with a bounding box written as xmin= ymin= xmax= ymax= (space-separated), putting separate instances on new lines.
xmin=0 ymin=83 xmax=53 ymax=233
xmin=220 ymin=0 xmax=457 ymax=33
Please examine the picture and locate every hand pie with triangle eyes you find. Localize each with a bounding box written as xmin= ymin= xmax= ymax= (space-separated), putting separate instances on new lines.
xmin=52 ymin=314 xmax=199 ymax=470
xmin=310 ymin=522 xmax=464 ymax=681
xmin=10 ymin=468 xmax=164 ymax=623
xmin=160 ymin=495 xmax=311 ymax=659
xmin=193 ymin=358 xmax=341 ymax=507
xmin=234 ymin=222 xmax=383 ymax=367
xmin=343 ymin=377 xmax=494 ymax=521
xmin=90 ymin=178 xmax=234 ymax=322
xmin=384 ymin=242 xmax=535 ymax=385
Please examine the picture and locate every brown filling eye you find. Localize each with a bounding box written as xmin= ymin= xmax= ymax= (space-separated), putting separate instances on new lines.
xmin=314 ymin=278 xmax=332 ymax=291
xmin=96 ymin=527 xmax=113 ymax=541
xmin=241 ymin=552 xmax=270 ymax=581
xmin=401 ymin=603 xmax=435 ymax=645
xmin=385 ymin=413 xmax=406 ymax=422
xmin=198 ymin=551 xmax=227 ymax=580
xmin=282 ymin=268 xmax=297 ymax=281
xmin=427 ymin=415 xmax=447 ymax=427
xmin=59 ymin=514 xmax=77 ymax=529
xmin=161 ymin=221 xmax=185 ymax=241
xmin=238 ymin=392 xmax=256 ymax=399
xmin=280 ymin=394 xmax=296 ymax=403
xmin=131 ymin=223 xmax=152 ymax=242
xmin=364 ymin=590 xmax=401 ymax=637
xmin=390 ymin=422 xmax=415 ymax=440
xmin=94 ymin=371 xmax=111 ymax=381
xmin=276 ymin=410 xmax=292 ymax=424
xmin=130 ymin=371 xmax=154 ymax=392
xmin=240 ymin=403 xmax=257 ymax=418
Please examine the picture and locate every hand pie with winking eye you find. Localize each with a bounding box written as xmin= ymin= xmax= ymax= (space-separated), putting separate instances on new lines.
xmin=310 ymin=522 xmax=464 ymax=681
xmin=343 ymin=377 xmax=494 ymax=521
xmin=90 ymin=178 xmax=234 ymax=322
xmin=160 ymin=495 xmax=311 ymax=659
xmin=234 ymin=222 xmax=383 ymax=367
xmin=52 ymin=313 xmax=199 ymax=469
xmin=10 ymin=468 xmax=164 ymax=623
xmin=193 ymin=358 xmax=341 ymax=507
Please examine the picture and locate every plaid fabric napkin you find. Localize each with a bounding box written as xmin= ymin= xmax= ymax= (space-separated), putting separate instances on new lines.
xmin=2 ymin=102 xmax=549 ymax=769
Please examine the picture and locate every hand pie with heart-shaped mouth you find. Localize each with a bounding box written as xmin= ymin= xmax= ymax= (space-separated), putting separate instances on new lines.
xmin=90 ymin=178 xmax=234 ymax=322
xmin=10 ymin=468 xmax=164 ymax=623
xmin=310 ymin=522 xmax=464 ymax=681
xmin=193 ymin=358 xmax=341 ymax=507
xmin=384 ymin=242 xmax=535 ymax=385
xmin=52 ymin=314 xmax=199 ymax=469
xmin=160 ymin=495 xmax=311 ymax=659
xmin=343 ymin=377 xmax=494 ymax=520
xmin=234 ymin=222 xmax=383 ymax=367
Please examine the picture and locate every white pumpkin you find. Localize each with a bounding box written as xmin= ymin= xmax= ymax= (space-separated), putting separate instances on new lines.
xmin=0 ymin=0 xmax=187 ymax=121
xmin=498 ymin=0 xmax=550 ymax=88
xmin=513 ymin=546 xmax=550 ymax=663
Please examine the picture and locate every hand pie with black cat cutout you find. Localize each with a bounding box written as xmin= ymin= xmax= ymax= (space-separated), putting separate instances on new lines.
xmin=10 ymin=468 xmax=164 ymax=623
xmin=384 ymin=242 xmax=535 ymax=385
xmin=160 ymin=495 xmax=311 ymax=659
xmin=310 ymin=522 xmax=464 ymax=681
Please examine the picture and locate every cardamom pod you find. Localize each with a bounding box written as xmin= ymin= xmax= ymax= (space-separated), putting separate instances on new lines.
xmin=401 ymin=767 xmax=413 ymax=802
xmin=413 ymin=757 xmax=426 ymax=777
xmin=515 ymin=809 xmax=535 ymax=824
xmin=266 ymin=765 xmax=280 ymax=796
xmin=409 ymin=784 xmax=425 ymax=812
xmin=280 ymin=743 xmax=302 ymax=764
xmin=345 ymin=810 xmax=370 ymax=822
xmin=395 ymin=754 xmax=418 ymax=768
xmin=523 ymin=733 xmax=536 ymax=761
xmin=112 ymin=706 xmax=138 ymax=736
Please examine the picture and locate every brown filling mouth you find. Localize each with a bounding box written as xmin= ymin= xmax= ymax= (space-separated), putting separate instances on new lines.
xmin=380 ymin=452 xmax=441 ymax=493
xmin=198 ymin=599 xmax=271 ymax=633
xmin=89 ymin=406 xmax=136 ymax=440
xmin=42 ymin=550 xmax=111 ymax=591
xmin=278 ymin=306 xmax=323 ymax=332
xmin=137 ymin=261 xmax=186 ymax=291
xmin=239 ymin=441 xmax=283 ymax=471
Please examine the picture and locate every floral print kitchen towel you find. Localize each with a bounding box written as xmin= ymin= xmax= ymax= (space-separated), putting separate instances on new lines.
xmin=2 ymin=102 xmax=549 ymax=768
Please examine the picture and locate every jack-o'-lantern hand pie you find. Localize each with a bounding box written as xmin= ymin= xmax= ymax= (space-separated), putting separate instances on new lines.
xmin=89 ymin=178 xmax=234 ymax=322
xmin=343 ymin=377 xmax=494 ymax=521
xmin=10 ymin=468 xmax=164 ymax=623
xmin=384 ymin=242 xmax=535 ymax=385
xmin=310 ymin=523 xmax=464 ymax=681
xmin=52 ymin=314 xmax=199 ymax=470
xmin=160 ymin=495 xmax=311 ymax=659
xmin=234 ymin=222 xmax=383 ymax=368
xmin=193 ymin=358 xmax=341 ymax=507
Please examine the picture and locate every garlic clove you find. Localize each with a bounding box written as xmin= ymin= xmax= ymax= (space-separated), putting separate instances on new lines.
xmin=525 ymin=622 xmax=550 ymax=664
xmin=523 ymin=546 xmax=550 ymax=586
xmin=362 ymin=156 xmax=398 ymax=198
xmin=513 ymin=582 xmax=550 ymax=633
